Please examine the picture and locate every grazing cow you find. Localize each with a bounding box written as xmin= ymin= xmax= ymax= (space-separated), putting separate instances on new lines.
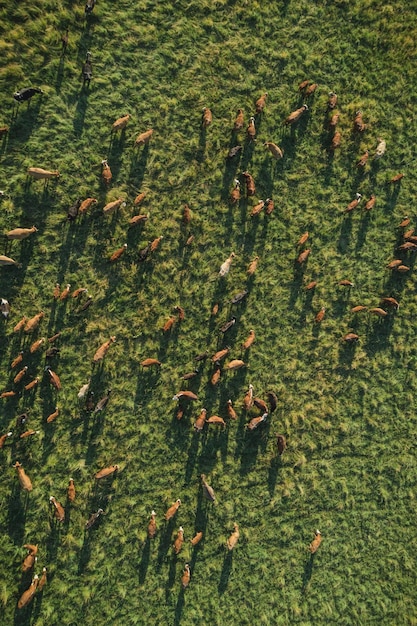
xmin=267 ymin=391 xmax=278 ymax=412
xmin=227 ymin=145 xmax=242 ymax=158
xmin=194 ymin=408 xmax=207 ymax=432
xmin=0 ymin=390 xmax=16 ymax=398
xmin=224 ymin=359 xmax=245 ymax=370
xmin=172 ymin=390 xmax=198 ymax=401
xmin=380 ymin=297 xmax=399 ymax=310
xmin=246 ymin=116 xmax=256 ymax=141
xmin=396 ymin=265 xmax=410 ymax=272
xmin=48 ymin=332 xmax=61 ymax=343
xmin=134 ymin=129 xmax=153 ymax=147
xmin=227 ymin=523 xmax=240 ymax=551
xmin=82 ymin=52 xmax=92 ymax=85
xmin=231 ymin=290 xmax=248 ymax=305
xmin=327 ymin=92 xmax=338 ymax=109
xmin=27 ymin=167 xmax=59 ymax=180
xmin=309 ymin=529 xmax=322 ymax=554
xmin=38 ymin=567 xmax=47 ymax=592
xmin=211 ymin=303 xmax=219 ymax=316
xmin=11 ymin=351 xmax=24 ymax=369
xmin=95 ymin=465 xmax=119 ymax=479
xmin=17 ymin=575 xmax=39 ymax=609
xmin=210 ymin=364 xmax=221 ymax=386
xmin=345 ymin=193 xmax=362 ymax=213
xmin=46 ymin=407 xmax=59 ymax=423
xmin=93 ymin=336 xmax=116 ymax=364
xmin=19 ymin=429 xmax=39 ymax=439
xmin=30 ymin=338 xmax=44 ymax=354
xmin=49 ymin=496 xmax=65 ymax=522
xmin=45 ymin=366 xmax=62 ymax=390
xmin=67 ymin=198 xmax=81 ymax=221
xmin=305 ymin=83 xmax=318 ymax=97
xmin=247 ymin=412 xmax=268 ymax=431
xmin=14 ymin=366 xmax=28 ymax=384
xmin=138 ymin=243 xmax=150 ymax=262
xmin=165 ymin=499 xmax=181 ymax=521
xmin=219 ymin=252 xmax=236 ymax=277
xmin=79 ymin=197 xmax=97 ymax=215
xmin=0 ymin=298 xmax=9 ymax=319
xmin=247 ymin=256 xmax=259 ymax=275
xmin=194 ymin=350 xmax=209 ymax=362
xmin=173 ymin=527 xmax=184 ymax=554
xmin=24 ymin=378 xmax=39 ymax=391
xmin=354 ymin=110 xmax=366 ymax=132
xmin=77 ymin=381 xmax=90 ymax=401
xmin=94 ymin=389 xmax=112 ymax=413
xmin=305 ymin=280 xmax=317 ymax=291
xmin=141 ymin=358 xmax=161 ymax=367
xmin=276 ymin=434 xmax=286 ymax=455
xmin=364 ymin=195 xmax=376 ymax=211
xmin=85 ymin=0 xmax=96 ymax=13
xmin=242 ymin=171 xmax=255 ymax=196
xmin=101 ymin=160 xmax=112 ymax=185
xmin=343 ymin=333 xmax=359 ymax=342
xmin=297 ymin=232 xmax=309 ymax=246
xmin=24 ymin=312 xmax=45 ymax=333
xmin=255 ymin=92 xmax=268 ymax=113
xmin=6 ymin=226 xmax=37 ymax=240
xmin=0 ymin=254 xmax=21 ymax=267
xmin=230 ymin=179 xmax=241 ymax=204
xmin=201 ymin=474 xmax=216 ymax=502
xmin=351 ymin=305 xmax=367 ymax=313
xmin=297 ymin=249 xmax=311 ymax=264
xmin=103 ymin=198 xmax=126 ymax=215
xmin=182 ymin=369 xmax=198 ymax=380
xmin=129 ymin=213 xmax=149 ymax=227
xmin=22 ymin=544 xmax=38 ymax=572
xmin=181 ymin=564 xmax=191 ymax=588
xmin=250 ymin=200 xmax=265 ymax=217
xmin=190 ymin=532 xmax=203 ymax=546
xmin=67 ymin=478 xmax=76 ymax=502
xmin=253 ymin=397 xmax=268 ymax=413
xmin=397 ymin=241 xmax=417 ymax=252
xmin=59 ymin=284 xmax=71 ymax=300
xmin=163 ymin=316 xmax=176 ymax=332
xmin=357 ymin=150 xmax=369 ymax=168
xmin=265 ymin=198 xmax=274 ymax=215
xmin=389 ymin=173 xmax=404 ymax=183
xmin=150 ymin=236 xmax=163 ymax=252
xmin=330 ymin=131 xmax=341 ymax=151
xmin=71 ymin=287 xmax=88 ymax=299
xmin=264 ymin=141 xmax=284 ymax=160
xmin=211 ymin=347 xmax=229 ymax=363
xmin=233 ymin=109 xmax=244 ymax=131
xmin=0 ymin=431 xmax=12 ymax=448
xmin=206 ymin=415 xmax=226 ymax=428
xmin=85 ymin=508 xmax=105 ymax=530
xmin=329 ymin=112 xmax=340 ymax=128
xmin=52 ymin=283 xmax=60 ymax=300
xmin=13 ymin=461 xmax=33 ymax=491
xmin=220 ymin=317 xmax=236 ymax=333
xmin=315 ymin=307 xmax=326 ymax=323
xmin=182 ymin=203 xmax=192 ymax=224
xmin=134 ymin=191 xmax=147 ymax=206
xmin=14 ymin=87 xmax=43 ymax=104
xmin=0 ymin=125 xmax=9 ymax=137
xmin=374 ymin=138 xmax=386 ymax=159
xmin=13 ymin=315 xmax=28 ymax=333
xmin=284 ymin=104 xmax=308 ymax=125
xmin=201 ymin=107 xmax=212 ymax=128
xmin=112 ymin=114 xmax=130 ymax=132
xmin=174 ymin=305 xmax=185 ymax=322
xmin=244 ymin=384 xmax=254 ymax=410
xmin=242 ymin=329 xmax=255 ymax=350
xmin=110 ymin=243 xmax=128 ymax=262
xmin=298 ymin=79 xmax=309 ymax=92
xmin=369 ymin=307 xmax=388 ymax=318
xmin=339 ymin=279 xmax=354 ymax=287
xmin=226 ymin=399 xmax=237 ymax=420
xmin=404 ymin=228 xmax=415 ymax=239
xmin=148 ymin=510 xmax=157 ymax=538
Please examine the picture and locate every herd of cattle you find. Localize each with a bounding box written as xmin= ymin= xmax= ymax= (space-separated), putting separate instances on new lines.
xmin=1 ymin=1 xmax=411 ymax=614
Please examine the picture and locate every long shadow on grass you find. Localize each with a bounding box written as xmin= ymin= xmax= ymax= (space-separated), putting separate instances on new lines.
xmin=157 ymin=518 xmax=176 ymax=569
xmin=73 ymin=87 xmax=90 ymax=137
xmin=268 ymin=452 xmax=283 ymax=497
xmin=302 ymin=553 xmax=315 ymax=593
xmin=139 ymin=537 xmax=151 ymax=584
xmin=7 ymin=486 xmax=28 ymax=545
xmin=174 ymin=588 xmax=185 ymax=626
xmin=8 ymin=99 xmax=43 ymax=146
xmin=218 ymin=551 xmax=233 ymax=594
xmin=129 ymin=145 xmax=150 ymax=189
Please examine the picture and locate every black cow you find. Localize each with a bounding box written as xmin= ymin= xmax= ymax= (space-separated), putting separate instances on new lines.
xmin=82 ymin=52 xmax=92 ymax=86
xmin=85 ymin=0 xmax=96 ymax=14
xmin=13 ymin=87 xmax=43 ymax=103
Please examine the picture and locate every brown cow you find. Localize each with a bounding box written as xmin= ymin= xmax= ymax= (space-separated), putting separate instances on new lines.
xmin=190 ymin=532 xmax=203 ymax=547
xmin=148 ymin=510 xmax=157 ymax=538
xmin=49 ymin=496 xmax=65 ymax=522
xmin=247 ymin=412 xmax=267 ymax=431
xmin=255 ymin=92 xmax=268 ymax=113
xmin=173 ymin=526 xmax=184 ymax=554
xmin=134 ymin=129 xmax=153 ymax=146
xmin=13 ymin=461 xmax=33 ymax=491
xmin=201 ymin=474 xmax=216 ymax=502
xmin=27 ymin=167 xmax=59 ymax=180
xmin=22 ymin=545 xmax=38 ymax=572
xmin=206 ymin=415 xmax=226 ymax=428
xmin=242 ymin=171 xmax=255 ymax=196
xmin=112 ymin=114 xmax=130 ymax=132
xmin=101 ymin=160 xmax=112 ymax=185
xmin=165 ymin=499 xmax=181 ymax=521
xmin=194 ymin=408 xmax=207 ymax=432
xmin=227 ymin=523 xmax=240 ymax=550
xmin=230 ymin=179 xmax=241 ymax=204
xmin=67 ymin=478 xmax=76 ymax=502
xmin=202 ymin=108 xmax=212 ymax=128
xmin=110 ymin=243 xmax=128 ymax=262
xmin=246 ymin=116 xmax=256 ymax=141
xmin=284 ymin=104 xmax=308 ymax=125
xmin=46 ymin=407 xmax=59 ymax=423
xmin=0 ymin=431 xmax=12 ymax=448
xmin=226 ymin=399 xmax=237 ymax=420
xmin=276 ymin=434 xmax=286 ymax=455
xmin=243 ymin=384 xmax=254 ymax=410
xmin=6 ymin=226 xmax=38 ymax=241
xmin=181 ymin=564 xmax=191 ymax=588
xmin=24 ymin=311 xmax=44 ymax=333
xmin=45 ymin=366 xmax=62 ymax=390
xmin=233 ymin=109 xmax=244 ymax=131
xmin=95 ymin=465 xmax=119 ymax=479
xmin=309 ymin=529 xmax=322 ymax=553
xmin=93 ymin=336 xmax=116 ymax=363
xmin=17 ymin=574 xmax=39 ymax=609
xmin=264 ymin=141 xmax=283 ymax=159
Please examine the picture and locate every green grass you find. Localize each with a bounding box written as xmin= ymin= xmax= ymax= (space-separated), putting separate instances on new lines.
xmin=1 ymin=0 xmax=417 ymax=624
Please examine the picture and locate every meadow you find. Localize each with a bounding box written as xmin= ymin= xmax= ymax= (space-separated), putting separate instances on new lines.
xmin=0 ymin=0 xmax=417 ymax=624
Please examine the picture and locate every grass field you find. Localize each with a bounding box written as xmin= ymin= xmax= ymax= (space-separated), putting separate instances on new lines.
xmin=1 ymin=1 xmax=417 ymax=624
